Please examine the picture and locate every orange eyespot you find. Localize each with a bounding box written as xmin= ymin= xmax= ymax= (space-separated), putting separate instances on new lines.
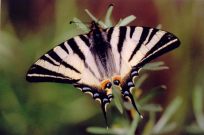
xmin=100 ymin=79 xmax=112 ymax=95
xmin=112 ymin=75 xmax=123 ymax=85
xmin=100 ymin=79 xmax=111 ymax=90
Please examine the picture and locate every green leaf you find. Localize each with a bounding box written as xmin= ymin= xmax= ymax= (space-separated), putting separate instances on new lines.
xmin=116 ymin=19 xmax=122 ymax=26
xmin=127 ymin=115 xmax=140 ymax=135
xmin=105 ymin=4 xmax=114 ymax=27
xmin=156 ymin=24 xmax=162 ymax=29
xmin=144 ymin=66 xmax=169 ymax=71
xmin=86 ymin=127 xmax=115 ymax=134
xmin=145 ymin=61 xmax=165 ymax=67
xmin=112 ymin=86 xmax=123 ymax=114
xmin=141 ymin=104 xmax=163 ymax=112
xmin=152 ymin=97 xmax=182 ymax=133
xmin=116 ymin=15 xmax=136 ymax=26
xmin=86 ymin=127 xmax=127 ymax=135
xmin=134 ymin=74 xmax=148 ymax=88
xmin=193 ymin=85 xmax=204 ymax=129
xmin=84 ymin=9 xmax=107 ymax=28
xmin=157 ymin=122 xmax=177 ymax=134
xmin=185 ymin=123 xmax=204 ymax=134
xmin=139 ymin=85 xmax=166 ymax=105
xmin=142 ymin=61 xmax=169 ymax=71
xmin=142 ymin=112 xmax=156 ymax=135
xmin=72 ymin=17 xmax=89 ymax=32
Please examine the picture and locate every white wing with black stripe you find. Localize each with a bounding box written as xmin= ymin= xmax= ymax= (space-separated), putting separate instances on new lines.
xmin=106 ymin=26 xmax=180 ymax=78
xmin=26 ymin=33 xmax=114 ymax=126
xmin=27 ymin=35 xmax=102 ymax=86
xmin=106 ymin=26 xmax=179 ymax=117
xmin=26 ymin=23 xmax=180 ymax=126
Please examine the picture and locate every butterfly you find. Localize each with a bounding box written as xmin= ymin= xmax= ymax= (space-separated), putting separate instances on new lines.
xmin=26 ymin=20 xmax=180 ymax=126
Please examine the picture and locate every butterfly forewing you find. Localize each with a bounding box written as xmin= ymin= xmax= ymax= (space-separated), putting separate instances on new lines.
xmin=107 ymin=26 xmax=180 ymax=74
xmin=26 ymin=40 xmax=84 ymax=83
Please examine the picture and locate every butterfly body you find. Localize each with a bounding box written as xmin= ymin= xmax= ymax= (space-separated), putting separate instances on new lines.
xmin=26 ymin=21 xmax=180 ymax=126
xmin=89 ymin=24 xmax=117 ymax=79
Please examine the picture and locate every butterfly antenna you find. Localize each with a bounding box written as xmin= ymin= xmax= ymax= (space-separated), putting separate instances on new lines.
xmin=128 ymin=93 xmax=143 ymax=119
xmin=101 ymin=103 xmax=109 ymax=129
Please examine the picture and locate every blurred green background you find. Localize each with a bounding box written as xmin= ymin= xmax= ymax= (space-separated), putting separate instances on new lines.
xmin=1 ymin=0 xmax=204 ymax=135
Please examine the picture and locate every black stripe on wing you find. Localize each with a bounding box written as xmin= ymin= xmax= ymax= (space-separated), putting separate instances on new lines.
xmin=26 ymin=64 xmax=79 ymax=83
xmin=45 ymin=45 xmax=81 ymax=73
xmin=116 ymin=26 xmax=180 ymax=69
xmin=117 ymin=27 xmax=127 ymax=73
xmin=136 ymin=31 xmax=180 ymax=68
xmin=118 ymin=27 xmax=127 ymax=53
xmin=107 ymin=27 xmax=114 ymax=42
xmin=146 ymin=28 xmax=159 ymax=45
xmin=60 ymin=42 xmax=69 ymax=54
xmin=79 ymin=35 xmax=90 ymax=47
xmin=41 ymin=55 xmax=58 ymax=66
xmin=46 ymin=42 xmax=80 ymax=72
xmin=129 ymin=27 xmax=150 ymax=62
xmin=26 ymin=39 xmax=84 ymax=83
xmin=68 ymin=38 xmax=86 ymax=61
xmin=130 ymin=26 xmax=135 ymax=38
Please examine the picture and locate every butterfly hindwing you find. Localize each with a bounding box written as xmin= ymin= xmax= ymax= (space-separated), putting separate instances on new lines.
xmin=74 ymin=83 xmax=113 ymax=125
xmin=120 ymin=68 xmax=143 ymax=117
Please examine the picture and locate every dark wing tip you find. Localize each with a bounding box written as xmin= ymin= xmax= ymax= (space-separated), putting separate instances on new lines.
xmin=135 ymin=32 xmax=181 ymax=69
xmin=26 ymin=75 xmax=32 ymax=82
xmin=25 ymin=66 xmax=35 ymax=82
xmin=167 ymin=32 xmax=181 ymax=47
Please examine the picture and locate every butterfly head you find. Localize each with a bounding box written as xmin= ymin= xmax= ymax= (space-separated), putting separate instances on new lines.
xmin=90 ymin=21 xmax=99 ymax=30
xmin=89 ymin=21 xmax=105 ymax=40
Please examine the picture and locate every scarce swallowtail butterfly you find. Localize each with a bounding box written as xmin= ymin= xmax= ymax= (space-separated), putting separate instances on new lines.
xmin=26 ymin=12 xmax=180 ymax=127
